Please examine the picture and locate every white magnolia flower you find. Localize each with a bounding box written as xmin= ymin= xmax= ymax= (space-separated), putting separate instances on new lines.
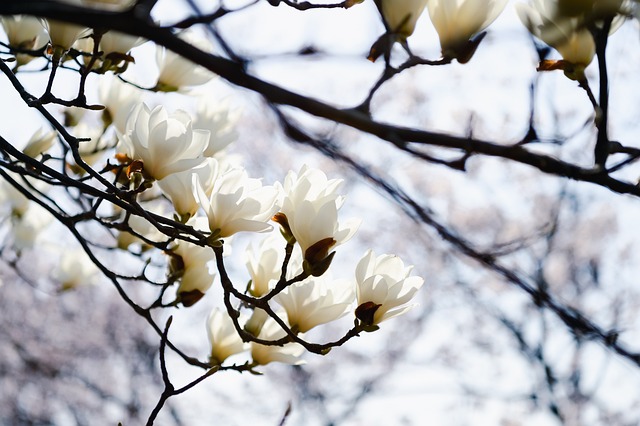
xmin=0 ymin=174 xmax=30 ymax=218
xmin=41 ymin=0 xmax=90 ymax=56
xmin=244 ymin=307 xmax=270 ymax=337
xmin=53 ymin=249 xmax=98 ymax=290
xmin=427 ymin=0 xmax=507 ymax=62
xmin=12 ymin=205 xmax=51 ymax=251
xmin=193 ymin=99 xmax=238 ymax=157
xmin=378 ymin=0 xmax=429 ymax=37
xmin=278 ymin=165 xmax=359 ymax=265
xmin=275 ymin=274 xmax=354 ymax=333
xmin=100 ymin=30 xmax=144 ymax=57
xmin=23 ymin=128 xmax=56 ymax=158
xmin=159 ymin=158 xmax=218 ymax=220
xmin=98 ymin=76 xmax=143 ymax=133
xmin=517 ymin=0 xmax=597 ymax=78
xmin=245 ymin=233 xmax=288 ymax=297
xmin=194 ymin=167 xmax=279 ymax=240
xmin=251 ymin=318 xmax=305 ymax=366
xmin=155 ymin=32 xmax=215 ymax=91
xmin=206 ymin=308 xmax=247 ymax=365
xmin=0 ymin=15 xmax=48 ymax=66
xmin=354 ymin=250 xmax=424 ymax=327
xmin=72 ymin=30 xmax=143 ymax=65
xmin=118 ymin=103 xmax=209 ymax=181
xmin=82 ymin=0 xmax=136 ymax=10
xmin=0 ymin=172 xmax=48 ymax=218
xmin=554 ymin=28 xmax=596 ymax=67
xmin=171 ymin=240 xmax=215 ymax=306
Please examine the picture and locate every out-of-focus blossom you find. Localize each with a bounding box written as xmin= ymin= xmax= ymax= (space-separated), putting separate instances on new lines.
xmin=517 ymin=0 xmax=597 ymax=79
xmin=53 ymin=249 xmax=98 ymax=290
xmin=277 ymin=165 xmax=359 ymax=269
xmin=194 ymin=167 xmax=279 ymax=240
xmin=82 ymin=0 xmax=136 ymax=10
xmin=42 ymin=19 xmax=89 ymax=52
xmin=250 ymin=318 xmax=305 ymax=366
xmin=63 ymin=106 xmax=86 ymax=127
xmin=159 ymin=158 xmax=218 ymax=220
xmin=98 ymin=76 xmax=143 ymax=132
xmin=73 ymin=31 xmax=143 ymax=72
xmin=369 ymin=0 xmax=429 ymax=61
xmin=193 ymin=99 xmax=238 ymax=158
xmin=354 ymin=250 xmax=424 ymax=327
xmin=12 ymin=205 xmax=51 ymax=251
xmin=275 ymin=274 xmax=354 ymax=333
xmin=41 ymin=0 xmax=90 ymax=58
xmin=155 ymin=31 xmax=215 ymax=92
xmin=206 ymin=308 xmax=247 ymax=365
xmin=245 ymin=233 xmax=289 ymax=297
xmin=427 ymin=0 xmax=507 ymax=62
xmin=379 ymin=0 xmax=429 ymax=38
xmin=100 ymin=31 xmax=144 ymax=57
xmin=0 ymin=15 xmax=48 ymax=67
xmin=22 ymin=128 xmax=56 ymax=158
xmin=118 ymin=103 xmax=209 ymax=181
xmin=170 ymin=240 xmax=215 ymax=306
xmin=244 ymin=307 xmax=270 ymax=337
xmin=0 ymin=172 xmax=43 ymax=218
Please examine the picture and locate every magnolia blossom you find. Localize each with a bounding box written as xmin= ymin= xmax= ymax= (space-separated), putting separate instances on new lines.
xmin=53 ymin=249 xmax=98 ymax=290
xmin=158 ymin=158 xmax=218 ymax=220
xmin=275 ymin=274 xmax=354 ymax=333
xmin=194 ymin=167 xmax=279 ymax=240
xmin=245 ymin=233 xmax=287 ymax=297
xmin=170 ymin=240 xmax=215 ymax=306
xmin=378 ymin=0 xmax=429 ymax=37
xmin=118 ymin=103 xmax=209 ymax=181
xmin=11 ymin=205 xmax=51 ymax=251
xmin=98 ymin=76 xmax=143 ymax=132
xmin=517 ymin=0 xmax=597 ymax=77
xmin=0 ymin=172 xmax=47 ymax=218
xmin=41 ymin=0 xmax=90 ymax=55
xmin=0 ymin=15 xmax=48 ymax=66
xmin=427 ymin=0 xmax=507 ymax=62
xmin=82 ymin=0 xmax=136 ymax=10
xmin=100 ymin=31 xmax=144 ymax=57
xmin=354 ymin=250 xmax=424 ymax=327
xmin=155 ymin=32 xmax=214 ymax=91
xmin=0 ymin=174 xmax=30 ymax=218
xmin=244 ymin=308 xmax=270 ymax=337
xmin=73 ymin=30 xmax=143 ymax=69
xmin=22 ymin=128 xmax=56 ymax=158
xmin=206 ymin=308 xmax=247 ymax=365
xmin=194 ymin=99 xmax=238 ymax=157
xmin=278 ymin=165 xmax=359 ymax=264
xmin=42 ymin=19 xmax=90 ymax=52
xmin=251 ymin=318 xmax=305 ymax=366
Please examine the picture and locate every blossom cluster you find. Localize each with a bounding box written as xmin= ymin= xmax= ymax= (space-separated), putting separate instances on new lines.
xmin=372 ymin=0 xmax=508 ymax=62
xmin=374 ymin=0 xmax=632 ymax=74
xmin=0 ymin=9 xmax=426 ymax=370
xmin=0 ymin=0 xmax=633 ymax=374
